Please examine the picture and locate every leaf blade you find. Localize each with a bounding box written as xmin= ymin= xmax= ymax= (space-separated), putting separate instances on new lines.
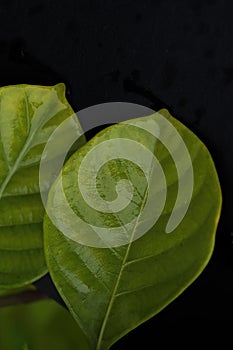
xmin=44 ymin=109 xmax=221 ymax=349
xmin=0 ymin=83 xmax=83 ymax=288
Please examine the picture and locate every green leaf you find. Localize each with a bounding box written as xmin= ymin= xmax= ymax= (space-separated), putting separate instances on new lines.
xmin=0 ymin=83 xmax=83 ymax=288
xmin=21 ymin=343 xmax=29 ymax=350
xmin=0 ymin=299 xmax=89 ymax=350
xmin=44 ymin=109 xmax=222 ymax=350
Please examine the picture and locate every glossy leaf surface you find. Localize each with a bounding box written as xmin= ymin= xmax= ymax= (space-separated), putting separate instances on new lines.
xmin=44 ymin=109 xmax=222 ymax=349
xmin=0 ymin=83 xmax=83 ymax=288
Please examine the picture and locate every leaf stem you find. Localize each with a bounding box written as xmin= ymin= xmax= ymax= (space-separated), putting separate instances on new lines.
xmin=0 ymin=289 xmax=49 ymax=308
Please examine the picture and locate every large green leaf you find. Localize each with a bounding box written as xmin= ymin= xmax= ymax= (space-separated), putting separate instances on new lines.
xmin=44 ymin=109 xmax=222 ymax=350
xmin=0 ymin=83 xmax=83 ymax=288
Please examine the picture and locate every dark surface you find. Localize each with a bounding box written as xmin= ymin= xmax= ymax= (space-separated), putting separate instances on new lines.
xmin=1 ymin=0 xmax=233 ymax=348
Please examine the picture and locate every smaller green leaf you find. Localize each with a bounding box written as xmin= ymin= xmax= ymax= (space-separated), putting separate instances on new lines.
xmin=0 ymin=299 xmax=89 ymax=350
xmin=0 ymin=83 xmax=84 ymax=288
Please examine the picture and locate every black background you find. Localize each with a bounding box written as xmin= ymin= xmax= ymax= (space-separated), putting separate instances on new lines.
xmin=1 ymin=0 xmax=233 ymax=348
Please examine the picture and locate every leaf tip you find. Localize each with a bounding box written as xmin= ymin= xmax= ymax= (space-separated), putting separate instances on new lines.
xmin=54 ymin=82 xmax=66 ymax=95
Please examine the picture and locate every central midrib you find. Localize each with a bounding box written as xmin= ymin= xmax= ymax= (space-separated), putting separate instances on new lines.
xmin=0 ymin=128 xmax=38 ymax=200
xmin=0 ymin=93 xmax=31 ymax=199
xmin=96 ymin=146 xmax=156 ymax=349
